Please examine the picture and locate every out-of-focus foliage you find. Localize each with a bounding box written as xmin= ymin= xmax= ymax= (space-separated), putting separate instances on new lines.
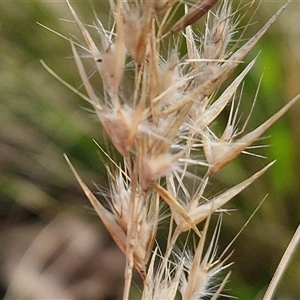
xmin=0 ymin=2 xmax=123 ymax=299
xmin=0 ymin=2 xmax=299 ymax=299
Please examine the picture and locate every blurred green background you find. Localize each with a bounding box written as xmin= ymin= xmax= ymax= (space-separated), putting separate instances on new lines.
xmin=0 ymin=1 xmax=299 ymax=299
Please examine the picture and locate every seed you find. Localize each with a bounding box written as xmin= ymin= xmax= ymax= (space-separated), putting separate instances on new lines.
xmin=169 ymin=0 xmax=219 ymax=35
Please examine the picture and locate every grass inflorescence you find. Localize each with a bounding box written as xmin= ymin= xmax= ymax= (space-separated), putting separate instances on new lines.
xmin=58 ymin=1 xmax=300 ymax=299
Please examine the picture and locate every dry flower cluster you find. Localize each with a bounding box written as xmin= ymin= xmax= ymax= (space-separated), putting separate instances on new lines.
xmin=55 ymin=0 xmax=299 ymax=299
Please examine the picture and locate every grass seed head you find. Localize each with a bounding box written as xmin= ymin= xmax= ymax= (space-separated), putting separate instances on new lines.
xmin=61 ymin=1 xmax=300 ymax=299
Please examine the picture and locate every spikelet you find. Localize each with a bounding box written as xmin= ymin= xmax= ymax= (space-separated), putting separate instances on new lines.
xmin=142 ymin=247 xmax=183 ymax=299
xmin=179 ymin=215 xmax=232 ymax=300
